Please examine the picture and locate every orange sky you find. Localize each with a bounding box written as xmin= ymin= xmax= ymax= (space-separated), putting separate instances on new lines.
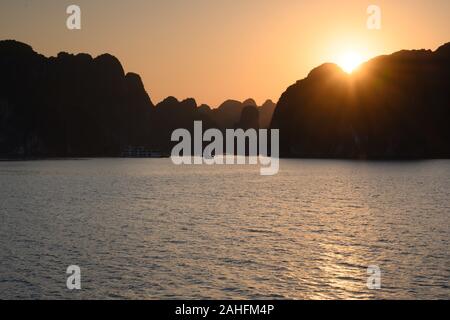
xmin=1 ymin=0 xmax=449 ymax=106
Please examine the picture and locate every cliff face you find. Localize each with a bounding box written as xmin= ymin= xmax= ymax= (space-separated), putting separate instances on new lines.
xmin=0 ymin=40 xmax=154 ymax=157
xmin=206 ymin=98 xmax=275 ymax=129
xmin=271 ymin=43 xmax=450 ymax=158
xmin=259 ymin=99 xmax=276 ymax=129
xmin=0 ymin=40 xmax=274 ymax=157
xmin=235 ymin=105 xmax=260 ymax=130
xmin=2 ymin=39 xmax=449 ymax=158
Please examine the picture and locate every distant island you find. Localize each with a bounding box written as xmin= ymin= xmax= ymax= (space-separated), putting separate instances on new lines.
xmin=0 ymin=39 xmax=449 ymax=158
xmin=0 ymin=40 xmax=275 ymax=158
xmin=273 ymin=43 xmax=450 ymax=158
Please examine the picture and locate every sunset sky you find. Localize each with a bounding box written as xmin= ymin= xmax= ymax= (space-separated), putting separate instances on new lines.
xmin=1 ymin=0 xmax=449 ymax=106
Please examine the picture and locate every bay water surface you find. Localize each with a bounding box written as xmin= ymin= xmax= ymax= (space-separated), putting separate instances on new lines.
xmin=0 ymin=159 xmax=449 ymax=299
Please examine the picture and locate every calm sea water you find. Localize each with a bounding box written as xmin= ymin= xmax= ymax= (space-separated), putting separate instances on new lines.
xmin=0 ymin=159 xmax=449 ymax=299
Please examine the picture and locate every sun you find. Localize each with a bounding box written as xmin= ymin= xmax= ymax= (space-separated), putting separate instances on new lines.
xmin=337 ymin=51 xmax=364 ymax=73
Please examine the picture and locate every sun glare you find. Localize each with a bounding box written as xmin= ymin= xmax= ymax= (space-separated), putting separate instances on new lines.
xmin=337 ymin=51 xmax=364 ymax=73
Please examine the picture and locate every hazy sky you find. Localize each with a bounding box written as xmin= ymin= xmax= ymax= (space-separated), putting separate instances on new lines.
xmin=1 ymin=0 xmax=449 ymax=106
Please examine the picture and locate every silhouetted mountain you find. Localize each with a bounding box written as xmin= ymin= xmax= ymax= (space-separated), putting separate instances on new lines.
xmin=0 ymin=40 xmax=155 ymax=157
xmin=0 ymin=40 xmax=275 ymax=157
xmin=259 ymin=99 xmax=276 ymax=128
xmin=205 ymin=98 xmax=274 ymax=129
xmin=197 ymin=104 xmax=212 ymax=114
xmin=242 ymin=98 xmax=257 ymax=107
xmin=210 ymin=99 xmax=246 ymax=128
xmin=151 ymin=96 xmax=216 ymax=152
xmin=271 ymin=43 xmax=450 ymax=158
xmin=3 ymin=39 xmax=448 ymax=159
xmin=0 ymin=40 xmax=220 ymax=157
xmin=235 ymin=105 xmax=259 ymax=130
